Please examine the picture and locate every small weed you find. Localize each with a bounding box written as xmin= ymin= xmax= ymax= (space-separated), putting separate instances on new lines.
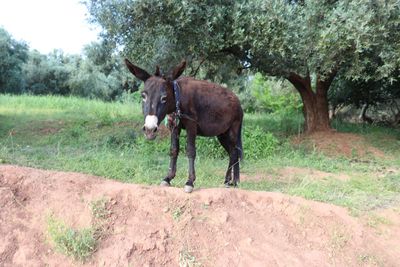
xmin=90 ymin=198 xmax=110 ymax=220
xmin=297 ymin=204 xmax=311 ymax=226
xmin=179 ymin=247 xmax=201 ymax=267
xmin=47 ymin=214 xmax=96 ymax=262
xmin=172 ymin=207 xmax=184 ymax=221
xmin=47 ymin=197 xmax=111 ymax=262
xmin=90 ymin=197 xmax=111 ymax=239
xmin=201 ymin=203 xmax=209 ymax=210
xmin=358 ymin=254 xmax=381 ymax=265
xmin=330 ymin=227 xmax=349 ymax=253
xmin=366 ymin=214 xmax=391 ymax=228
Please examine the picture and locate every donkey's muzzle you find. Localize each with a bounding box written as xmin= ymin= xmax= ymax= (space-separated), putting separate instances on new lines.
xmin=143 ymin=115 xmax=158 ymax=140
xmin=143 ymin=125 xmax=158 ymax=140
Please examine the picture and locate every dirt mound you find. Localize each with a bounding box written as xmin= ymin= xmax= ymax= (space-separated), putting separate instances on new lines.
xmin=241 ymin=167 xmax=350 ymax=183
xmin=0 ymin=165 xmax=398 ymax=266
xmin=293 ymin=131 xmax=386 ymax=158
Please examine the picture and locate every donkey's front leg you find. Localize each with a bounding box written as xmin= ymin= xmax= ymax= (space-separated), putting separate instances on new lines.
xmin=184 ymin=126 xmax=197 ymax=193
xmin=161 ymin=125 xmax=180 ymax=187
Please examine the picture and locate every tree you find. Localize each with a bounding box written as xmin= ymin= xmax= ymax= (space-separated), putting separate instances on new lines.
xmin=0 ymin=27 xmax=28 ymax=93
xmin=85 ymin=0 xmax=400 ymax=133
xmin=23 ymin=50 xmax=72 ymax=95
xmin=330 ymin=70 xmax=400 ymax=124
xmin=235 ymin=0 xmax=400 ymax=132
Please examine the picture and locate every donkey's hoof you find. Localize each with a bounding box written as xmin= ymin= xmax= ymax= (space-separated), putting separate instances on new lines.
xmin=184 ymin=185 xmax=194 ymax=193
xmin=160 ymin=180 xmax=170 ymax=187
xmin=224 ymin=182 xmax=238 ymax=188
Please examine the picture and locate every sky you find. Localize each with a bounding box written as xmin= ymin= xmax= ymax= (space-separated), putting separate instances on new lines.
xmin=0 ymin=0 xmax=101 ymax=54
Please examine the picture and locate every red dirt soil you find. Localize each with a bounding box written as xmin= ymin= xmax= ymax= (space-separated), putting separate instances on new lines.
xmin=1 ymin=165 xmax=399 ymax=267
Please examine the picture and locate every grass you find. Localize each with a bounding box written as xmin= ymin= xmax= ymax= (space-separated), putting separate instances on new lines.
xmin=47 ymin=214 xmax=96 ymax=262
xmin=172 ymin=207 xmax=184 ymax=221
xmin=46 ymin=198 xmax=110 ymax=262
xmin=179 ymin=247 xmax=201 ymax=267
xmin=1 ymin=94 xmax=400 ymax=214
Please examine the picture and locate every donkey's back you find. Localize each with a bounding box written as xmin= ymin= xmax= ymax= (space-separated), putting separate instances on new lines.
xmin=177 ymin=77 xmax=243 ymax=137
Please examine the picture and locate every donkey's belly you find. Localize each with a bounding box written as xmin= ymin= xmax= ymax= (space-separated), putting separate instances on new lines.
xmin=195 ymin=106 xmax=237 ymax=136
xmin=196 ymin=122 xmax=230 ymax=137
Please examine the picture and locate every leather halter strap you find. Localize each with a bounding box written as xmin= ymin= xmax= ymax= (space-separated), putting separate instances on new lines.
xmin=171 ymin=80 xmax=196 ymax=123
xmin=173 ymin=80 xmax=182 ymax=118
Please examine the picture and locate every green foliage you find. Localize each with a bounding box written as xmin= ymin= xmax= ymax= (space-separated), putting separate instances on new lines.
xmin=330 ymin=70 xmax=400 ymax=124
xmin=243 ymin=127 xmax=279 ymax=159
xmin=90 ymin=198 xmax=110 ymax=221
xmin=47 ymin=198 xmax=110 ymax=262
xmin=86 ymin=0 xmax=400 ymax=80
xmin=85 ymin=0 xmax=240 ymax=70
xmin=196 ymin=136 xmax=225 ymax=159
xmin=235 ymin=0 xmax=400 ymax=79
xmin=0 ymin=27 xmax=28 ymax=93
xmin=47 ymin=215 xmax=96 ymax=262
xmin=195 ymin=126 xmax=280 ymax=160
xmin=86 ymin=0 xmax=400 ymax=131
xmin=0 ymin=27 xmax=135 ymax=101
xmin=286 ymin=173 xmax=400 ymax=213
xmin=67 ymin=41 xmax=134 ymax=101
xmin=247 ymin=73 xmax=302 ymax=114
xmin=22 ymin=50 xmax=72 ymax=95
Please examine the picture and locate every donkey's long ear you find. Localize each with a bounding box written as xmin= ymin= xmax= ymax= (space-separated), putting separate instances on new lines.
xmin=171 ymin=60 xmax=186 ymax=80
xmin=125 ymin=59 xmax=150 ymax=82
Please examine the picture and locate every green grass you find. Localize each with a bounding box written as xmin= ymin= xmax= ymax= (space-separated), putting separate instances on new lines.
xmin=47 ymin=214 xmax=97 ymax=262
xmin=1 ymin=94 xmax=400 ymax=214
xmin=47 ymin=198 xmax=110 ymax=262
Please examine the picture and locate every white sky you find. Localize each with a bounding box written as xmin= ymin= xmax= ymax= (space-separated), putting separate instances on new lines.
xmin=0 ymin=0 xmax=101 ymax=54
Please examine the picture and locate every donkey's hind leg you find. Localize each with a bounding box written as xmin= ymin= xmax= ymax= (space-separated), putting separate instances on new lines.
xmin=218 ymin=133 xmax=236 ymax=187
xmin=222 ymin=122 xmax=242 ymax=187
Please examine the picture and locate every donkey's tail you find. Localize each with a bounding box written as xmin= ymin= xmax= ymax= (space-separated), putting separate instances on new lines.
xmin=237 ymin=120 xmax=243 ymax=161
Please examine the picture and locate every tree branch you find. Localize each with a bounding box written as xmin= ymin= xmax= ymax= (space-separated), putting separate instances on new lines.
xmin=189 ymin=57 xmax=206 ymax=77
xmin=316 ymin=67 xmax=339 ymax=94
xmin=287 ymin=72 xmax=312 ymax=93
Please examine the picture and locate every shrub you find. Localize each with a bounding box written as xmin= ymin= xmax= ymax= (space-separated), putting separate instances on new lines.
xmin=243 ymin=126 xmax=279 ymax=159
xmin=196 ymin=126 xmax=279 ymax=160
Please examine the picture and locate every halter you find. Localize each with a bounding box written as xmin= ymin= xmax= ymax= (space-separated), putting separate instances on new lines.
xmin=173 ymin=80 xmax=182 ymax=118
xmin=170 ymin=80 xmax=196 ymax=124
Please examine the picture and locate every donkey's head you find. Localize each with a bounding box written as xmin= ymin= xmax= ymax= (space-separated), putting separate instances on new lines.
xmin=125 ymin=59 xmax=186 ymax=140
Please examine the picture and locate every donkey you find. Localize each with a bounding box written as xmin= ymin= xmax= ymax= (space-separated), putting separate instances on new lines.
xmin=125 ymin=59 xmax=243 ymax=193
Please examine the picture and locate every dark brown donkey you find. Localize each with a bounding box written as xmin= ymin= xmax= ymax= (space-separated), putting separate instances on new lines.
xmin=125 ymin=59 xmax=243 ymax=193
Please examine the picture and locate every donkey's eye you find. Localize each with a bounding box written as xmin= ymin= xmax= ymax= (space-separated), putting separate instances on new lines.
xmin=141 ymin=92 xmax=147 ymax=102
xmin=160 ymin=95 xmax=167 ymax=103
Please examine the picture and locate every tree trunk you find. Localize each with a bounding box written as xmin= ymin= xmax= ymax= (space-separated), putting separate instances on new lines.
xmin=287 ymin=73 xmax=335 ymax=134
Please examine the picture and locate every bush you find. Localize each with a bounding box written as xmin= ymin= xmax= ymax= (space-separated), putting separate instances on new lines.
xmin=196 ymin=126 xmax=280 ymax=160
xmin=243 ymin=126 xmax=279 ymax=159
xmin=196 ymin=137 xmax=226 ymax=159
xmin=238 ymin=73 xmax=301 ymax=114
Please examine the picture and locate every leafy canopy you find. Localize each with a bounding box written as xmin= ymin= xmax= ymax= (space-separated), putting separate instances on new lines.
xmin=85 ymin=0 xmax=400 ymax=81
xmin=0 ymin=27 xmax=28 ymax=93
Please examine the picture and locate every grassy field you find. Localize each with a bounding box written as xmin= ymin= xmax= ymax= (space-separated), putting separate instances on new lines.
xmin=1 ymin=94 xmax=400 ymax=214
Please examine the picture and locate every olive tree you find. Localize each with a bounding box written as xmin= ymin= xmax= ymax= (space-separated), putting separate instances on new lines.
xmin=85 ymin=0 xmax=400 ymax=133
xmin=0 ymin=28 xmax=28 ymax=93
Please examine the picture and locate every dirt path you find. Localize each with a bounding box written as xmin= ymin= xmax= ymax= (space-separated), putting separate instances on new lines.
xmin=0 ymin=165 xmax=399 ymax=266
